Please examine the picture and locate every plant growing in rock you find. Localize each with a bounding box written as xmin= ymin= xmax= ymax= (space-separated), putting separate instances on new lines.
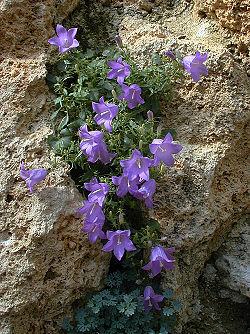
xmin=20 ymin=24 xmax=208 ymax=333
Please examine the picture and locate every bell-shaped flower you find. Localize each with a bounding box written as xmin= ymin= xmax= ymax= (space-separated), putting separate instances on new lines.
xmin=107 ymin=57 xmax=130 ymax=85
xmin=149 ymin=133 xmax=182 ymax=167
xmin=182 ymin=51 xmax=208 ymax=82
xmin=92 ymin=97 xmax=119 ymax=132
xmin=84 ymin=177 xmax=109 ymax=207
xmin=118 ymin=84 xmax=145 ymax=109
xmin=112 ymin=173 xmax=140 ymax=197
xmin=133 ymin=179 xmax=156 ymax=208
xmin=20 ymin=162 xmax=47 ymax=194
xmin=120 ymin=149 xmax=154 ymax=181
xmin=48 ymin=24 xmax=79 ymax=53
xmin=77 ymin=200 xmax=105 ymax=223
xmin=140 ymin=286 xmax=164 ymax=312
xmin=87 ymin=141 xmax=117 ymax=164
xmin=81 ymin=217 xmax=106 ymax=244
xmin=115 ymin=35 xmax=123 ymax=48
xmin=79 ymin=124 xmax=104 ymax=156
xmin=142 ymin=245 xmax=175 ymax=277
xmin=102 ymin=230 xmax=136 ymax=261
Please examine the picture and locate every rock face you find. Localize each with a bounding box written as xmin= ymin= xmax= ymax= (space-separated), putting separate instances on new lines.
xmin=118 ymin=0 xmax=249 ymax=332
xmin=0 ymin=1 xmax=110 ymax=333
xmin=0 ymin=0 xmax=249 ymax=333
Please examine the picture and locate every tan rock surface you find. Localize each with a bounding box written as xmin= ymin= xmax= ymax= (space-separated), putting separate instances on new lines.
xmin=0 ymin=1 xmax=110 ymax=333
xmin=119 ymin=1 xmax=249 ymax=331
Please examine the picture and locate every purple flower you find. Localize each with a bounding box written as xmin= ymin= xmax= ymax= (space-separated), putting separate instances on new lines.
xmin=120 ymin=149 xmax=154 ymax=182
xmin=142 ymin=245 xmax=175 ymax=277
xmin=133 ymin=179 xmax=156 ymax=208
xmin=48 ymin=24 xmax=79 ymax=53
xmin=165 ymin=50 xmax=175 ymax=59
xmin=87 ymin=141 xmax=117 ymax=164
xmin=140 ymin=286 xmax=164 ymax=312
xmin=84 ymin=177 xmax=109 ymax=207
xmin=77 ymin=201 xmax=105 ymax=223
xmin=92 ymin=96 xmax=119 ymax=132
xmin=182 ymin=51 xmax=208 ymax=82
xmin=107 ymin=57 xmax=130 ymax=85
xmin=118 ymin=84 xmax=145 ymax=109
xmin=20 ymin=162 xmax=47 ymax=193
xmin=112 ymin=173 xmax=140 ymax=197
xmin=79 ymin=124 xmax=104 ymax=156
xmin=81 ymin=218 xmax=106 ymax=244
xmin=102 ymin=230 xmax=136 ymax=261
xmin=149 ymin=133 xmax=182 ymax=167
xmin=115 ymin=35 xmax=123 ymax=47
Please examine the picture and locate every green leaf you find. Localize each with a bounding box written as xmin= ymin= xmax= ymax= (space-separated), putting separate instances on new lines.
xmin=161 ymin=129 xmax=176 ymax=140
xmin=58 ymin=113 xmax=69 ymax=130
xmin=86 ymin=49 xmax=95 ymax=58
xmin=103 ymin=82 xmax=114 ymax=90
xmin=173 ymin=300 xmax=181 ymax=311
xmin=57 ymin=61 xmax=67 ymax=72
xmin=62 ymin=318 xmax=73 ymax=331
xmin=147 ymin=219 xmax=161 ymax=231
xmin=50 ymin=109 xmax=60 ymax=120
xmin=67 ymin=119 xmax=84 ymax=132
xmin=46 ymin=73 xmax=58 ymax=83
xmin=152 ymin=53 xmax=162 ymax=65
xmin=163 ymin=289 xmax=174 ymax=299
xmin=47 ymin=135 xmax=72 ymax=150
xmin=163 ymin=307 xmax=174 ymax=316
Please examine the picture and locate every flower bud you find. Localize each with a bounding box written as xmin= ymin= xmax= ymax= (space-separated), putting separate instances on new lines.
xmin=157 ymin=125 xmax=162 ymax=137
xmin=147 ymin=110 xmax=153 ymax=121
xmin=161 ymin=236 xmax=168 ymax=242
xmin=115 ymin=35 xmax=123 ymax=48
xmin=118 ymin=213 xmax=124 ymax=224
xmin=165 ymin=50 xmax=175 ymax=59
xmin=160 ymin=164 xmax=165 ymax=174
xmin=111 ymin=89 xmax=117 ymax=100
xmin=139 ymin=140 xmax=143 ymax=149
xmin=140 ymin=124 xmax=145 ymax=135
xmin=147 ymin=240 xmax=152 ymax=247
xmin=136 ymin=279 xmax=142 ymax=285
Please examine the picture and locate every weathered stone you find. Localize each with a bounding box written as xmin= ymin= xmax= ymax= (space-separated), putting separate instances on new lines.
xmin=0 ymin=0 xmax=110 ymax=333
xmin=119 ymin=1 xmax=249 ymax=332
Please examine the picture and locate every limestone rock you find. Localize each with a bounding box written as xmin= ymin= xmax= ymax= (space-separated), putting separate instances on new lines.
xmin=0 ymin=0 xmax=110 ymax=333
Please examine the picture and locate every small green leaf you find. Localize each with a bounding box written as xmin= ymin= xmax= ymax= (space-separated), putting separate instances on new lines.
xmin=86 ymin=49 xmax=95 ymax=58
xmin=152 ymin=53 xmax=162 ymax=65
xmin=163 ymin=289 xmax=174 ymax=299
xmin=58 ymin=113 xmax=69 ymax=130
xmin=47 ymin=135 xmax=72 ymax=150
xmin=103 ymin=82 xmax=114 ymax=90
xmin=147 ymin=219 xmax=161 ymax=231
xmin=173 ymin=300 xmax=181 ymax=311
xmin=50 ymin=109 xmax=60 ymax=120
xmin=46 ymin=73 xmax=58 ymax=83
xmin=163 ymin=307 xmax=174 ymax=316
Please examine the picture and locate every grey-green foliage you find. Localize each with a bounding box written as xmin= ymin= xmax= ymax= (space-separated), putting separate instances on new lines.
xmin=62 ymin=271 xmax=180 ymax=334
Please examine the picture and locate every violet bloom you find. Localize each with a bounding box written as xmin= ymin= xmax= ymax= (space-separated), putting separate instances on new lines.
xmin=133 ymin=179 xmax=156 ymax=208
xmin=120 ymin=149 xmax=154 ymax=182
xmin=182 ymin=51 xmax=208 ymax=82
xmin=149 ymin=133 xmax=182 ymax=167
xmin=79 ymin=124 xmax=104 ymax=156
xmin=48 ymin=24 xmax=79 ymax=53
xmin=112 ymin=174 xmax=140 ymax=197
xmin=20 ymin=162 xmax=47 ymax=194
xmin=102 ymin=230 xmax=136 ymax=261
xmin=84 ymin=177 xmax=109 ymax=207
xmin=140 ymin=286 xmax=164 ymax=312
xmin=92 ymin=96 xmax=119 ymax=132
xmin=118 ymin=84 xmax=145 ymax=109
xmin=165 ymin=50 xmax=175 ymax=59
xmin=107 ymin=57 xmax=130 ymax=85
xmin=81 ymin=218 xmax=106 ymax=244
xmin=142 ymin=245 xmax=175 ymax=277
xmin=77 ymin=200 xmax=105 ymax=223
xmin=87 ymin=141 xmax=117 ymax=164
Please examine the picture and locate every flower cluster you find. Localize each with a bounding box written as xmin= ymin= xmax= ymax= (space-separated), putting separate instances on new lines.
xmin=20 ymin=26 xmax=209 ymax=319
